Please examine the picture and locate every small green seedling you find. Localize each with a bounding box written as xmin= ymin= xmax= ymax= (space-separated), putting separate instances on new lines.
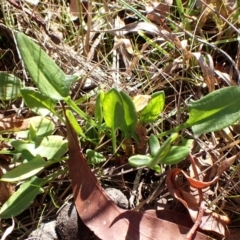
xmin=86 ymin=149 xmax=106 ymax=165
xmin=129 ymin=133 xmax=190 ymax=172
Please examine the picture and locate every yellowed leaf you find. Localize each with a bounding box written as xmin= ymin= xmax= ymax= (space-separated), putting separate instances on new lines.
xmin=133 ymin=95 xmax=151 ymax=112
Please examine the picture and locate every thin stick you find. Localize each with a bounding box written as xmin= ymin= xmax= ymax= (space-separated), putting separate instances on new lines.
xmin=185 ymin=201 xmax=207 ymax=240
xmin=186 ymin=154 xmax=206 ymax=240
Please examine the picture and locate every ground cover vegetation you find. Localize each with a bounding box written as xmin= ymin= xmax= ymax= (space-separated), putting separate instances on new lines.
xmin=0 ymin=0 xmax=240 ymax=239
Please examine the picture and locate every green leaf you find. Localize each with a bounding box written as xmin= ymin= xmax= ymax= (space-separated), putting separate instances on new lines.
xmin=187 ymin=86 xmax=240 ymax=137
xmin=66 ymin=110 xmax=86 ymax=138
xmin=149 ymin=134 xmax=160 ymax=157
xmin=179 ymin=138 xmax=194 ymax=148
xmin=102 ymin=88 xmax=125 ymax=152
xmin=103 ymin=88 xmax=124 ymax=130
xmin=86 ymin=149 xmax=106 ymax=164
xmin=28 ymin=123 xmax=37 ymax=141
xmin=0 ymin=155 xmax=46 ymax=182
xmin=15 ymin=32 xmax=79 ymax=100
xmin=0 ymin=72 xmax=23 ymax=100
xmin=20 ymin=88 xmax=56 ymax=116
xmin=128 ymin=154 xmax=152 ymax=167
xmin=151 ymin=164 xmax=161 ymax=173
xmin=140 ymin=91 xmax=165 ymax=124
xmin=27 ymin=117 xmax=55 ymax=138
xmin=11 ymin=135 xmax=68 ymax=160
xmin=119 ymin=91 xmax=138 ymax=138
xmin=0 ymin=177 xmax=45 ymax=219
xmin=65 ymin=96 xmax=96 ymax=127
xmin=161 ymin=146 xmax=189 ymax=165
xmin=148 ymin=133 xmax=178 ymax=168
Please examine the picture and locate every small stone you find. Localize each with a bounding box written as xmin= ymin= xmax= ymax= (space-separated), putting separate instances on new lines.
xmin=55 ymin=203 xmax=96 ymax=240
xmin=30 ymin=188 xmax=128 ymax=240
xmin=28 ymin=221 xmax=58 ymax=240
xmin=105 ymin=188 xmax=129 ymax=209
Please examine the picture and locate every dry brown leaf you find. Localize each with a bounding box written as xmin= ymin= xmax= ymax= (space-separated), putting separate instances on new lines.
xmin=217 ymin=154 xmax=238 ymax=175
xmin=146 ymin=3 xmax=169 ymax=26
xmin=65 ymin=110 xmax=209 ymax=240
xmin=93 ymin=21 xmax=184 ymax=56
xmin=199 ymin=210 xmax=230 ymax=237
xmin=146 ymin=0 xmax=172 ymax=29
xmin=214 ymin=69 xmax=236 ymax=86
xmin=0 ymin=115 xmax=49 ymax=133
xmin=189 ymin=155 xmax=211 ymax=182
xmin=0 ymin=115 xmax=24 ymax=132
xmin=146 ymin=209 xmax=193 ymax=228
xmin=190 ymin=52 xmax=216 ymax=92
xmin=87 ymin=32 xmax=104 ymax=61
xmin=166 ymin=155 xmax=236 ymax=238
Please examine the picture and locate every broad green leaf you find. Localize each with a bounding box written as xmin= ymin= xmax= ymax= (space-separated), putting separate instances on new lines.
xmin=103 ymin=88 xmax=124 ymax=130
xmin=187 ymin=86 xmax=240 ymax=137
xmin=148 ymin=133 xmax=178 ymax=167
xmin=15 ymin=32 xmax=79 ymax=100
xmin=119 ymin=91 xmax=138 ymax=138
xmin=20 ymin=87 xmax=56 ymax=116
xmin=128 ymin=154 xmax=152 ymax=167
xmin=161 ymin=146 xmax=189 ymax=165
xmin=0 ymin=155 xmax=46 ymax=182
xmin=14 ymin=150 xmax=35 ymax=163
xmin=86 ymin=149 xmax=106 ymax=164
xmin=26 ymin=117 xmax=55 ymax=138
xmin=0 ymin=177 xmax=45 ymax=219
xmin=11 ymin=135 xmax=68 ymax=160
xmin=66 ymin=110 xmax=86 ymax=137
xmin=149 ymin=134 xmax=160 ymax=157
xmin=102 ymin=88 xmax=124 ymax=152
xmin=0 ymin=72 xmax=23 ymax=100
xmin=140 ymin=91 xmax=165 ymax=124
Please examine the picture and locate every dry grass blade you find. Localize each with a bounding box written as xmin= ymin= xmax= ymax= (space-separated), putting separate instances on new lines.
xmin=0 ymin=217 xmax=15 ymax=240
